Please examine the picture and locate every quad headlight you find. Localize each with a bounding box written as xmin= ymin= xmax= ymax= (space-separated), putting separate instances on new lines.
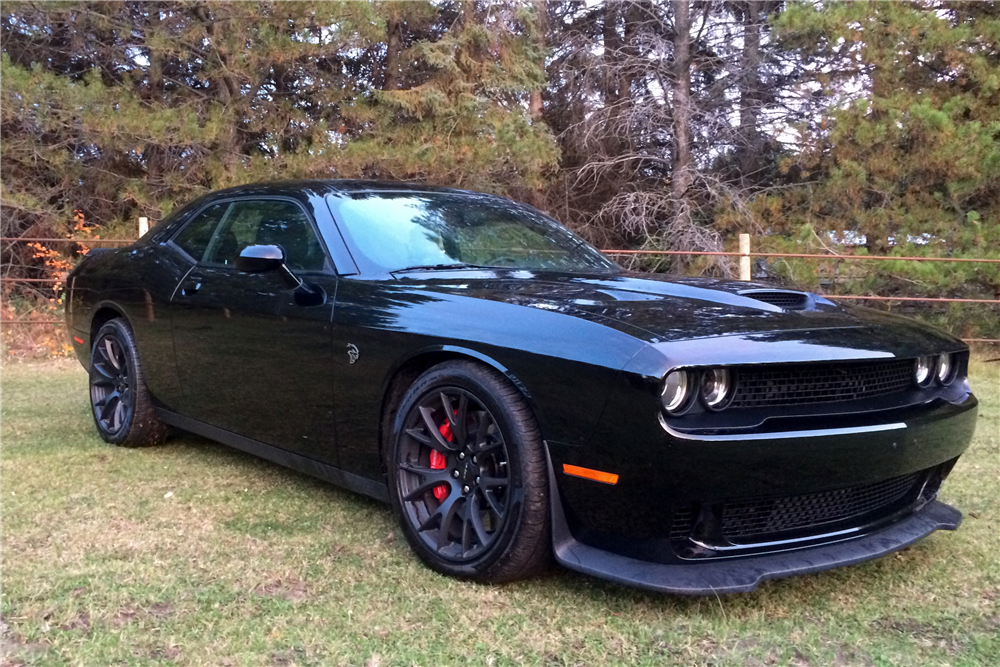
xmin=936 ymin=353 xmax=957 ymax=386
xmin=915 ymin=353 xmax=959 ymax=388
xmin=661 ymin=367 xmax=736 ymax=414
xmin=914 ymin=356 xmax=934 ymax=387
xmin=661 ymin=370 xmax=691 ymax=414
xmin=701 ymin=368 xmax=734 ymax=410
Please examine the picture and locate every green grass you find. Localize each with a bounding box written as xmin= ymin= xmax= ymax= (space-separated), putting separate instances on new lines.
xmin=1 ymin=358 xmax=998 ymax=667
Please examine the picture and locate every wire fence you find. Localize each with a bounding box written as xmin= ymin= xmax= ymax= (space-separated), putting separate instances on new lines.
xmin=2 ymin=237 xmax=999 ymax=343
xmin=603 ymin=248 xmax=1000 ymax=264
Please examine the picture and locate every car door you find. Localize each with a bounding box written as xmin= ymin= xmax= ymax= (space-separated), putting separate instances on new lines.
xmin=169 ymin=197 xmax=340 ymax=464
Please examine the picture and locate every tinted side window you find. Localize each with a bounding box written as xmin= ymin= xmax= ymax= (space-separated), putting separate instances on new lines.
xmin=172 ymin=203 xmax=230 ymax=261
xmin=204 ymin=200 xmax=327 ymax=271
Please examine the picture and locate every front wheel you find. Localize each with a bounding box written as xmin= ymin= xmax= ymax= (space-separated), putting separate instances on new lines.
xmin=388 ymin=360 xmax=550 ymax=583
xmin=89 ymin=318 xmax=168 ymax=447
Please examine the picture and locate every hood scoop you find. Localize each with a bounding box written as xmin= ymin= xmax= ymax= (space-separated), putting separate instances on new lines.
xmin=739 ymin=289 xmax=813 ymax=311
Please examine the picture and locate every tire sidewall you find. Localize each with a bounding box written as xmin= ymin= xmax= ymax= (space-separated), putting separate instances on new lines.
xmin=388 ymin=363 xmax=533 ymax=578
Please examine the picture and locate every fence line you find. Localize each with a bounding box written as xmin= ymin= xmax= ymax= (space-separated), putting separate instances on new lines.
xmin=2 ymin=238 xmax=998 ymax=342
xmin=2 ymin=278 xmax=62 ymax=283
xmin=4 ymin=280 xmax=999 ymax=302
xmin=4 ymin=237 xmax=1000 ymax=263
xmin=829 ymin=295 xmax=1000 ymax=304
xmin=603 ymin=249 xmax=1000 ymax=264
xmin=2 ymin=319 xmax=995 ymax=344
xmin=1 ymin=320 xmax=65 ymax=325
xmin=1 ymin=237 xmax=134 ymax=244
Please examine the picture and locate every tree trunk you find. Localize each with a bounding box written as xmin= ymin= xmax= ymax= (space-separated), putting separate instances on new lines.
xmin=671 ymin=0 xmax=694 ymax=229
xmin=192 ymin=4 xmax=238 ymax=105
xmin=620 ymin=1 xmax=640 ymax=107
xmin=528 ymin=0 xmax=547 ymax=121
xmin=146 ymin=4 xmax=163 ymax=101
xmin=143 ymin=4 xmax=164 ymax=199
xmin=602 ymin=2 xmax=620 ymax=107
xmin=384 ymin=17 xmax=401 ymax=90
xmin=738 ymin=0 xmax=762 ymax=180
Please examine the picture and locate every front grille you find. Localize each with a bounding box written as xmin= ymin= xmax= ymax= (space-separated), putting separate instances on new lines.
xmin=742 ymin=290 xmax=809 ymax=310
xmin=669 ymin=471 xmax=923 ymax=547
xmin=730 ymin=359 xmax=914 ymax=408
xmin=720 ymin=472 xmax=920 ymax=540
xmin=669 ymin=506 xmax=695 ymax=540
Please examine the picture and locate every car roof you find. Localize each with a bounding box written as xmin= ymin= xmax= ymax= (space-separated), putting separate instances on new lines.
xmin=203 ymin=179 xmax=491 ymax=199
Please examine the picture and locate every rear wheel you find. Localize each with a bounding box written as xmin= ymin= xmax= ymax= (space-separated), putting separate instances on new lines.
xmin=89 ymin=318 xmax=168 ymax=446
xmin=388 ymin=360 xmax=550 ymax=583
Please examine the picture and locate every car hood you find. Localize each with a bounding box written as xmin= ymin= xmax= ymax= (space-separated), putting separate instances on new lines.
xmin=396 ymin=269 xmax=961 ymax=348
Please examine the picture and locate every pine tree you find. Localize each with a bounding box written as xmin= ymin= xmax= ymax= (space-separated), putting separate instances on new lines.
xmin=2 ymin=1 xmax=558 ymax=290
xmin=763 ymin=0 xmax=1000 ymax=334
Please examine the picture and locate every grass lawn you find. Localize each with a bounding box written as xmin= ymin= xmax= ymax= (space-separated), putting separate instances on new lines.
xmin=1 ymin=358 xmax=997 ymax=667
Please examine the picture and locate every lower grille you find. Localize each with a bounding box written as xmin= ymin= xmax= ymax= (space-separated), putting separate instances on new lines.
xmin=671 ymin=471 xmax=924 ymax=546
xmin=730 ymin=359 xmax=915 ymax=408
xmin=721 ymin=472 xmax=920 ymax=540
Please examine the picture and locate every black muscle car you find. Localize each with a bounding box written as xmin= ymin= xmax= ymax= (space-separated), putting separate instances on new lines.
xmin=66 ymin=181 xmax=978 ymax=594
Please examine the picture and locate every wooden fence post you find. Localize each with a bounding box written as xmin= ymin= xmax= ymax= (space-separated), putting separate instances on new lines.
xmin=138 ymin=217 xmax=148 ymax=237
xmin=739 ymin=233 xmax=751 ymax=281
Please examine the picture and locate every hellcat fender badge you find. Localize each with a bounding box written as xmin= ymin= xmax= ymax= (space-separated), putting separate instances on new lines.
xmin=347 ymin=343 xmax=360 ymax=364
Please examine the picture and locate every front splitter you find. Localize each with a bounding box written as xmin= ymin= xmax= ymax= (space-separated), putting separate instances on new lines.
xmin=551 ymin=489 xmax=962 ymax=595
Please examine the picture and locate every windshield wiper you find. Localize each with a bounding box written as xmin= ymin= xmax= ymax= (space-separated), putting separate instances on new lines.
xmin=393 ymin=263 xmax=497 ymax=272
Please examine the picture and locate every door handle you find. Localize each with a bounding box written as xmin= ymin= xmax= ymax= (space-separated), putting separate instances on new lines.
xmin=181 ymin=281 xmax=201 ymax=296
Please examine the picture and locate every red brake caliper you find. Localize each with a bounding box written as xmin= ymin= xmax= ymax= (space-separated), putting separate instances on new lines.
xmin=429 ymin=418 xmax=453 ymax=501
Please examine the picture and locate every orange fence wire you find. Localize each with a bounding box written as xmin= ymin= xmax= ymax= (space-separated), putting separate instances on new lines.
xmin=603 ymin=249 xmax=1000 ymax=264
xmin=1 ymin=237 xmax=134 ymax=244
xmin=2 ymin=278 xmax=62 ymax=283
xmin=828 ymin=295 xmax=1000 ymax=304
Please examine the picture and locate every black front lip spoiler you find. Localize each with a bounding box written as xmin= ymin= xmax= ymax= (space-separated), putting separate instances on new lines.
xmin=548 ymin=465 xmax=962 ymax=595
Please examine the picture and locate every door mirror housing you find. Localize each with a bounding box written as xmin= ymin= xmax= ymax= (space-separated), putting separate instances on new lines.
xmin=236 ymin=244 xmax=304 ymax=290
xmin=236 ymin=244 xmax=285 ymax=273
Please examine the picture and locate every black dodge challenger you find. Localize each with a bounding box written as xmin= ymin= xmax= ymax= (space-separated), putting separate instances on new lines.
xmin=66 ymin=180 xmax=977 ymax=594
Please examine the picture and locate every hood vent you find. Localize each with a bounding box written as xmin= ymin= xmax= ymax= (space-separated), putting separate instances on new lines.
xmin=739 ymin=289 xmax=812 ymax=311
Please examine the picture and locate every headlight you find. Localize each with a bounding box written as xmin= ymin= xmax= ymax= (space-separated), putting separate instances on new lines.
xmin=701 ymin=368 xmax=733 ymax=410
xmin=661 ymin=370 xmax=691 ymax=414
xmin=914 ymin=356 xmax=933 ymax=387
xmin=936 ymin=353 xmax=956 ymax=385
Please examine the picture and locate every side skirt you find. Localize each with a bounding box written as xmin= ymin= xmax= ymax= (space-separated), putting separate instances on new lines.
xmin=157 ymin=409 xmax=390 ymax=503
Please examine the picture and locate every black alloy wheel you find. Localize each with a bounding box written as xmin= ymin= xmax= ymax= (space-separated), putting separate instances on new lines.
xmin=397 ymin=387 xmax=511 ymax=560
xmin=91 ymin=332 xmax=133 ymax=435
xmin=389 ymin=360 xmax=550 ymax=583
xmin=89 ymin=318 xmax=168 ymax=446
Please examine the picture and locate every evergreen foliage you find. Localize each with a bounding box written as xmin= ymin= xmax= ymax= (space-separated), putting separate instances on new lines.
xmin=760 ymin=1 xmax=1000 ymax=334
xmin=1 ymin=1 xmax=997 ymax=341
xmin=1 ymin=1 xmax=555 ymax=240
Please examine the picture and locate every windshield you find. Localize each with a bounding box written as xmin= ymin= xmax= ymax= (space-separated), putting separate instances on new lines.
xmin=328 ymin=191 xmax=619 ymax=274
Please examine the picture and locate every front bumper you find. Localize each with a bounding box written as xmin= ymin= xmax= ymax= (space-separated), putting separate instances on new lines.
xmin=551 ymin=488 xmax=961 ymax=595
xmin=545 ymin=387 xmax=976 ymax=593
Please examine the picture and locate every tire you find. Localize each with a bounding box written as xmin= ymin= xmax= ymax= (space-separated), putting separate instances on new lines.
xmin=387 ymin=360 xmax=550 ymax=583
xmin=89 ymin=318 xmax=169 ymax=447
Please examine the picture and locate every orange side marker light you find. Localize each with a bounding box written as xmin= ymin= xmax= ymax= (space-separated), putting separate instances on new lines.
xmin=73 ymin=336 xmax=84 ymax=345
xmin=562 ymin=464 xmax=619 ymax=485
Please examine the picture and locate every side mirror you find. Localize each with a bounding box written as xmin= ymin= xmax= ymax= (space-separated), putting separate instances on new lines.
xmin=236 ymin=244 xmax=285 ymax=273
xmin=235 ymin=244 xmax=304 ymax=290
